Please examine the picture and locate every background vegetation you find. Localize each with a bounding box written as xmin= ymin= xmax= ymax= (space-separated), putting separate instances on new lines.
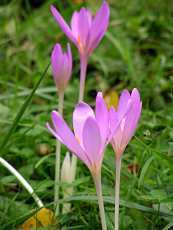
xmin=0 ymin=0 xmax=173 ymax=229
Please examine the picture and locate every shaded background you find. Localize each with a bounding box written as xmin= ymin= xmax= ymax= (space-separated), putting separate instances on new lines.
xmin=0 ymin=0 xmax=173 ymax=229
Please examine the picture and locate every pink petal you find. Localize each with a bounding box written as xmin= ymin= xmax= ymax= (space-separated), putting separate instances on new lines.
xmin=50 ymin=111 xmax=90 ymax=167
xmin=108 ymin=107 xmax=119 ymax=143
xmin=50 ymin=5 xmax=77 ymax=45
xmin=51 ymin=44 xmax=63 ymax=80
xmin=109 ymin=106 xmax=125 ymax=155
xmin=131 ymin=88 xmax=141 ymax=105
xmin=77 ymin=8 xmax=92 ymax=46
xmin=118 ymin=89 xmax=131 ymax=118
xmin=82 ymin=117 xmax=102 ymax=166
xmin=87 ymin=1 xmax=110 ymax=54
xmin=71 ymin=11 xmax=79 ymax=39
xmin=122 ymin=96 xmax=142 ymax=145
xmin=46 ymin=122 xmax=63 ymax=143
xmin=95 ymin=92 xmax=109 ymax=145
xmin=73 ymin=102 xmax=95 ymax=146
xmin=71 ymin=8 xmax=92 ymax=54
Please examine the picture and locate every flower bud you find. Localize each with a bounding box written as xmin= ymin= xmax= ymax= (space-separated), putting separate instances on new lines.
xmin=51 ymin=43 xmax=72 ymax=93
xmin=61 ymin=152 xmax=74 ymax=213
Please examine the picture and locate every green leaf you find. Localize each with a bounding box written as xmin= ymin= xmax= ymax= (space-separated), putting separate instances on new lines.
xmin=60 ymin=195 xmax=173 ymax=220
xmin=138 ymin=156 xmax=154 ymax=188
xmin=0 ymin=63 xmax=50 ymax=152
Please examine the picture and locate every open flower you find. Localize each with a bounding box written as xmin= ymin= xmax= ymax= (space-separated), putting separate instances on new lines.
xmin=50 ymin=1 xmax=110 ymax=58
xmin=47 ymin=92 xmax=109 ymax=174
xmin=51 ymin=43 xmax=72 ymax=93
xmin=109 ymin=88 xmax=142 ymax=160
xmin=47 ymin=92 xmax=110 ymax=228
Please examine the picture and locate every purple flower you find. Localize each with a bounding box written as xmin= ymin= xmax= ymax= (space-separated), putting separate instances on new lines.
xmin=109 ymin=88 xmax=142 ymax=160
xmin=50 ymin=1 xmax=110 ymax=58
xmin=51 ymin=43 xmax=72 ymax=93
xmin=47 ymin=92 xmax=109 ymax=174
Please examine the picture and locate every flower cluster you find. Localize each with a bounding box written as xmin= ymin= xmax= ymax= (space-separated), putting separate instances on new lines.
xmin=48 ymin=1 xmax=142 ymax=230
xmin=47 ymin=89 xmax=142 ymax=174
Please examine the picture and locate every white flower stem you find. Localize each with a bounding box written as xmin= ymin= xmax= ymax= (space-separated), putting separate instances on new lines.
xmin=54 ymin=91 xmax=64 ymax=216
xmin=0 ymin=157 xmax=43 ymax=208
xmin=115 ymin=158 xmax=122 ymax=230
xmin=93 ymin=172 xmax=107 ymax=230
xmin=72 ymin=55 xmax=88 ymax=181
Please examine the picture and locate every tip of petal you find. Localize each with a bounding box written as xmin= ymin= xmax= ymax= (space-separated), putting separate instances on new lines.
xmin=50 ymin=5 xmax=56 ymax=14
xmin=97 ymin=92 xmax=103 ymax=98
xmin=51 ymin=110 xmax=61 ymax=120
xmin=52 ymin=43 xmax=62 ymax=54
xmin=101 ymin=1 xmax=110 ymax=15
xmin=55 ymin=43 xmax=61 ymax=49
xmin=131 ymin=88 xmax=141 ymax=102
xmin=132 ymin=88 xmax=139 ymax=94
xmin=52 ymin=110 xmax=58 ymax=115
xmin=96 ymin=92 xmax=108 ymax=113
xmin=102 ymin=1 xmax=109 ymax=7
xmin=80 ymin=7 xmax=87 ymax=13
xmin=76 ymin=101 xmax=88 ymax=108
xmin=121 ymin=89 xmax=130 ymax=95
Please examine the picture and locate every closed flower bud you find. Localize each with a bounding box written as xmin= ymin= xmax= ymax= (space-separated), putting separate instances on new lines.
xmin=51 ymin=43 xmax=72 ymax=93
xmin=61 ymin=152 xmax=74 ymax=213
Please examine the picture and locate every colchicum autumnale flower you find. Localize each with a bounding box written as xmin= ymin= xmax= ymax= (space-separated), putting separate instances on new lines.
xmin=47 ymin=92 xmax=111 ymax=230
xmin=50 ymin=1 xmax=110 ymax=58
xmin=109 ymin=88 xmax=142 ymax=230
xmin=47 ymin=92 xmax=109 ymax=174
xmin=51 ymin=43 xmax=72 ymax=93
xmin=109 ymin=88 xmax=142 ymax=160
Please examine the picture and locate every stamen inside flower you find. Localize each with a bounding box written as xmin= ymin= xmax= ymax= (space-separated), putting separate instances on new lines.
xmin=77 ymin=36 xmax=84 ymax=54
xmin=75 ymin=135 xmax=81 ymax=144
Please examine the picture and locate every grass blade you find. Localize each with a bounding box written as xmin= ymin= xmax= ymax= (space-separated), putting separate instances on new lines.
xmin=0 ymin=63 xmax=50 ymax=151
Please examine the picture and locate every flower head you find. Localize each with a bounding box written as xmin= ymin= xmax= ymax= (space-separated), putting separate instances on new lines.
xmin=51 ymin=43 xmax=72 ymax=93
xmin=51 ymin=1 xmax=110 ymax=57
xmin=47 ymin=92 xmax=109 ymax=174
xmin=110 ymin=88 xmax=142 ymax=160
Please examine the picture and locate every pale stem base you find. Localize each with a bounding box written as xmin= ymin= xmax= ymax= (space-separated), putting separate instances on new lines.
xmin=93 ymin=172 xmax=107 ymax=230
xmin=0 ymin=157 xmax=43 ymax=208
xmin=115 ymin=158 xmax=122 ymax=230
xmin=54 ymin=91 xmax=64 ymax=216
xmin=62 ymin=186 xmax=73 ymax=214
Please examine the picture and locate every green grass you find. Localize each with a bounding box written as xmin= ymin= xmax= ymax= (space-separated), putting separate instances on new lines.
xmin=0 ymin=0 xmax=173 ymax=229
